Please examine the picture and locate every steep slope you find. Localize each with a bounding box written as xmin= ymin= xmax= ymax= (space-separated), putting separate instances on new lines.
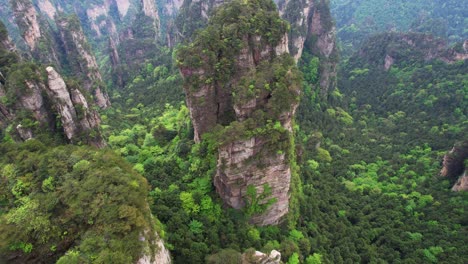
xmin=0 ymin=142 xmax=169 ymax=264
xmin=10 ymin=0 xmax=61 ymax=66
xmin=8 ymin=0 xmax=112 ymax=108
xmin=52 ymin=0 xmax=161 ymax=86
xmin=441 ymin=141 xmax=468 ymax=192
xmin=177 ymin=0 xmax=338 ymax=95
xmin=56 ymin=14 xmax=110 ymax=108
xmin=0 ymin=21 xmax=105 ymax=147
xmin=178 ymin=0 xmax=301 ymax=225
xmin=276 ymin=0 xmax=338 ymax=95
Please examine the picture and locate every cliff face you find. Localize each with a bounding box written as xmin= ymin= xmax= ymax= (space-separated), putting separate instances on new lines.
xmin=0 ymin=21 xmax=106 ymax=147
xmin=45 ymin=66 xmax=106 ymax=147
xmin=56 ymin=0 xmax=160 ymax=86
xmin=178 ymin=0 xmax=301 ymax=225
xmin=7 ymin=0 xmax=112 ymax=107
xmin=276 ymin=0 xmax=338 ymax=95
xmin=56 ymin=15 xmax=111 ymax=108
xmin=440 ymin=141 xmax=468 ymax=192
xmin=10 ymin=0 xmax=61 ymax=66
xmin=177 ymin=0 xmax=338 ymax=94
xmin=241 ymin=250 xmax=281 ymax=264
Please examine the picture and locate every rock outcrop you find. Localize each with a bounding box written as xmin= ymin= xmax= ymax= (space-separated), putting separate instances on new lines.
xmin=176 ymin=0 xmax=338 ymax=94
xmin=276 ymin=0 xmax=338 ymax=95
xmin=440 ymin=141 xmax=468 ymax=192
xmin=136 ymin=228 xmax=171 ymax=264
xmin=242 ymin=249 xmax=282 ymax=264
xmin=10 ymin=0 xmax=61 ymax=66
xmin=56 ymin=14 xmax=111 ymax=108
xmin=178 ymin=0 xmax=301 ymax=225
xmin=0 ymin=21 xmax=106 ymax=147
xmin=46 ymin=66 xmax=106 ymax=147
xmin=141 ymin=0 xmax=160 ymax=38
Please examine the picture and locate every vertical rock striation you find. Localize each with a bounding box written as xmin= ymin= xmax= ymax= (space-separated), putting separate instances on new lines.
xmin=0 ymin=21 xmax=106 ymax=147
xmin=56 ymin=14 xmax=111 ymax=108
xmin=45 ymin=66 xmax=106 ymax=147
xmin=9 ymin=0 xmax=111 ymax=107
xmin=141 ymin=0 xmax=160 ymax=38
xmin=178 ymin=0 xmax=301 ymax=225
xmin=10 ymin=0 xmax=61 ymax=66
xmin=276 ymin=0 xmax=338 ymax=95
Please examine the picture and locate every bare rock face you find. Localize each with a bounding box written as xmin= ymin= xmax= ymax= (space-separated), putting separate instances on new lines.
xmin=36 ymin=0 xmax=57 ymax=20
xmin=56 ymin=15 xmax=111 ymax=109
xmin=20 ymin=80 xmax=49 ymax=122
xmin=276 ymin=0 xmax=338 ymax=95
xmin=440 ymin=141 xmax=468 ymax=192
xmin=0 ymin=20 xmax=106 ymax=146
xmin=10 ymin=0 xmax=41 ymax=50
xmin=136 ymin=238 xmax=172 ymax=264
xmin=46 ymin=66 xmax=106 ymax=147
xmin=179 ymin=0 xmax=301 ymax=225
xmin=242 ymin=249 xmax=282 ymax=264
xmin=10 ymin=0 xmax=60 ymax=66
xmin=141 ymin=0 xmax=160 ymax=37
xmin=452 ymin=172 xmax=468 ymax=192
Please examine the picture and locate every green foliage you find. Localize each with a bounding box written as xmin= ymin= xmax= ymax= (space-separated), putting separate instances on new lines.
xmin=331 ymin=0 xmax=468 ymax=55
xmin=206 ymin=249 xmax=242 ymax=264
xmin=306 ymin=253 xmax=323 ymax=264
xmin=287 ymin=252 xmax=300 ymax=264
xmin=0 ymin=141 xmax=158 ymax=263
xmin=244 ymin=184 xmax=277 ymax=217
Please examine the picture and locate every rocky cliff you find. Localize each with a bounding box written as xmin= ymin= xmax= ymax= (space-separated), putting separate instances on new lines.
xmin=176 ymin=0 xmax=338 ymax=94
xmin=53 ymin=0 xmax=161 ymax=86
xmin=0 ymin=21 xmax=106 ymax=147
xmin=440 ymin=141 xmax=468 ymax=192
xmin=7 ymin=0 xmax=112 ymax=107
xmin=56 ymin=14 xmax=111 ymax=108
xmin=178 ymin=0 xmax=301 ymax=225
xmin=10 ymin=0 xmax=61 ymax=66
xmin=46 ymin=66 xmax=106 ymax=147
xmin=242 ymin=249 xmax=282 ymax=264
xmin=276 ymin=0 xmax=338 ymax=95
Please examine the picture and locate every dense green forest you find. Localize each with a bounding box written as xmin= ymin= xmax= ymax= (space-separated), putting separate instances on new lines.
xmin=330 ymin=0 xmax=468 ymax=56
xmin=0 ymin=0 xmax=467 ymax=263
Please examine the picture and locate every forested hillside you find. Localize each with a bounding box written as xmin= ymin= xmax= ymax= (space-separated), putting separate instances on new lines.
xmin=330 ymin=0 xmax=468 ymax=55
xmin=0 ymin=0 xmax=467 ymax=263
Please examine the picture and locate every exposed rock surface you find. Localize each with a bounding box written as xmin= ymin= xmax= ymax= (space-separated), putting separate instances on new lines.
xmin=242 ymin=250 xmax=282 ymax=264
xmin=440 ymin=141 xmax=468 ymax=192
xmin=452 ymin=172 xmax=468 ymax=192
xmin=0 ymin=22 xmax=107 ymax=147
xmin=137 ymin=237 xmax=172 ymax=264
xmin=177 ymin=0 xmax=338 ymax=94
xmin=276 ymin=0 xmax=338 ymax=95
xmin=36 ymin=0 xmax=57 ymax=20
xmin=141 ymin=0 xmax=160 ymax=37
xmin=46 ymin=66 xmax=106 ymax=147
xmin=10 ymin=0 xmax=60 ymax=66
xmin=10 ymin=0 xmax=41 ymax=50
xmin=56 ymin=14 xmax=111 ymax=108
xmin=178 ymin=0 xmax=301 ymax=225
